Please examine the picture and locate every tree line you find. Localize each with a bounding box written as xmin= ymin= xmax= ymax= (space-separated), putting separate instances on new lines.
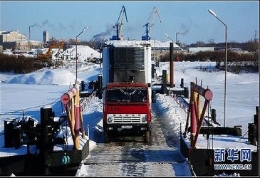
xmin=0 ymin=54 xmax=54 ymax=73
xmin=0 ymin=40 xmax=258 ymax=74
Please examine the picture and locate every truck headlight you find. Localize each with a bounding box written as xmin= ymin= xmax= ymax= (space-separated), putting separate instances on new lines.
xmin=108 ymin=117 xmax=113 ymax=123
xmin=142 ymin=115 xmax=147 ymax=122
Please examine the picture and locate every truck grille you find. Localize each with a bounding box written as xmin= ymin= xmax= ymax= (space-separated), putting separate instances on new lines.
xmin=107 ymin=114 xmax=147 ymax=124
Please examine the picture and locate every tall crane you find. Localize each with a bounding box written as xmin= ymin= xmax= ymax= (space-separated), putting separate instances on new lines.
xmin=111 ymin=6 xmax=128 ymax=40
xmin=142 ymin=7 xmax=162 ymax=41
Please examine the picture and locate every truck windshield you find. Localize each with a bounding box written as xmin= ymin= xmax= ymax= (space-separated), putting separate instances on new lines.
xmin=107 ymin=88 xmax=147 ymax=103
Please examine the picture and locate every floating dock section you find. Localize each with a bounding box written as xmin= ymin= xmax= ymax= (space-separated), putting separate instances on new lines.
xmin=0 ymin=82 xmax=97 ymax=176
xmin=179 ymin=81 xmax=258 ymax=176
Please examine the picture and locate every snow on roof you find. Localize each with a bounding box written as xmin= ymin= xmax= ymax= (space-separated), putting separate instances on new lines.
xmin=62 ymin=45 xmax=101 ymax=62
xmin=105 ymin=39 xmax=151 ymax=47
xmin=149 ymin=40 xmax=181 ymax=48
xmin=104 ymin=39 xmax=182 ymax=49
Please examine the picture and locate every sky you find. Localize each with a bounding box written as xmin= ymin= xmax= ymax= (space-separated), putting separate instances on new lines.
xmin=0 ymin=44 xmax=258 ymax=176
xmin=1 ymin=1 xmax=259 ymax=44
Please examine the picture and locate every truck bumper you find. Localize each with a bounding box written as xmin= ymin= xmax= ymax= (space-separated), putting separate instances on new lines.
xmin=104 ymin=123 xmax=152 ymax=135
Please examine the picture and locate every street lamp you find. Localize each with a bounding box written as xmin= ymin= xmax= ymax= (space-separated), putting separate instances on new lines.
xmin=208 ymin=9 xmax=228 ymax=127
xmin=75 ymin=26 xmax=88 ymax=84
xmin=164 ymin=33 xmax=174 ymax=42
xmin=164 ymin=33 xmax=175 ymax=88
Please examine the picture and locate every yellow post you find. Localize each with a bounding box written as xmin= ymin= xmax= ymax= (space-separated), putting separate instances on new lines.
xmin=166 ymin=72 xmax=172 ymax=84
xmin=74 ymin=84 xmax=80 ymax=150
xmin=192 ymin=91 xmax=198 ymax=123
xmin=65 ymin=103 xmax=76 ymax=147
xmin=197 ymin=80 xmax=203 ymax=123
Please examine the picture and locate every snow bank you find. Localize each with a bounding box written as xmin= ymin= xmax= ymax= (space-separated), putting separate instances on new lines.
xmin=3 ymin=68 xmax=76 ymax=85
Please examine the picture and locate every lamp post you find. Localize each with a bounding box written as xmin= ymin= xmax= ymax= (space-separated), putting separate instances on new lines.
xmin=164 ymin=33 xmax=175 ymax=88
xmin=164 ymin=33 xmax=173 ymax=42
xmin=208 ymin=9 xmax=228 ymax=127
xmin=75 ymin=26 xmax=88 ymax=84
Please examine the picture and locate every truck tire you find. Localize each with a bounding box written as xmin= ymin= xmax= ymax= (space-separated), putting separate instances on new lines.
xmin=104 ymin=131 xmax=110 ymax=143
xmin=144 ymin=131 xmax=151 ymax=144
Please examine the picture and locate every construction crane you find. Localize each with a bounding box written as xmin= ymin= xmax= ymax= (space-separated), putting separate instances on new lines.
xmin=142 ymin=7 xmax=162 ymax=41
xmin=111 ymin=6 xmax=128 ymax=40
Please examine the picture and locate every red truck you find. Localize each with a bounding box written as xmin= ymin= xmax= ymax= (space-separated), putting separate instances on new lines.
xmin=101 ymin=41 xmax=154 ymax=143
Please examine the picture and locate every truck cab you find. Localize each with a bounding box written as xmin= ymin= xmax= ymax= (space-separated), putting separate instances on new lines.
xmin=103 ymin=82 xmax=152 ymax=143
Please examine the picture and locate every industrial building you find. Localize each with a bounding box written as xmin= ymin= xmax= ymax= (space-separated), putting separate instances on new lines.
xmin=149 ymin=40 xmax=184 ymax=62
xmin=0 ymin=30 xmax=42 ymax=52
xmin=43 ymin=30 xmax=50 ymax=43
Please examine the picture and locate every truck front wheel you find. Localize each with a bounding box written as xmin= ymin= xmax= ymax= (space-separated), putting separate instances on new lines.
xmin=144 ymin=131 xmax=151 ymax=144
xmin=104 ymin=130 xmax=110 ymax=143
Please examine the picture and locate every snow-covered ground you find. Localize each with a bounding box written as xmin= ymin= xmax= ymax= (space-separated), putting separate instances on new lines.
xmin=0 ymin=45 xmax=259 ymax=176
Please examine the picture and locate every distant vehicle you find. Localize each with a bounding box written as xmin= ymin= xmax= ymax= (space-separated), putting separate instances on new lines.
xmin=88 ymin=57 xmax=102 ymax=64
xmin=37 ymin=41 xmax=64 ymax=60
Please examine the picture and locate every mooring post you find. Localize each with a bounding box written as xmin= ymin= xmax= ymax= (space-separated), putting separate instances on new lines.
xmin=162 ymin=70 xmax=167 ymax=94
